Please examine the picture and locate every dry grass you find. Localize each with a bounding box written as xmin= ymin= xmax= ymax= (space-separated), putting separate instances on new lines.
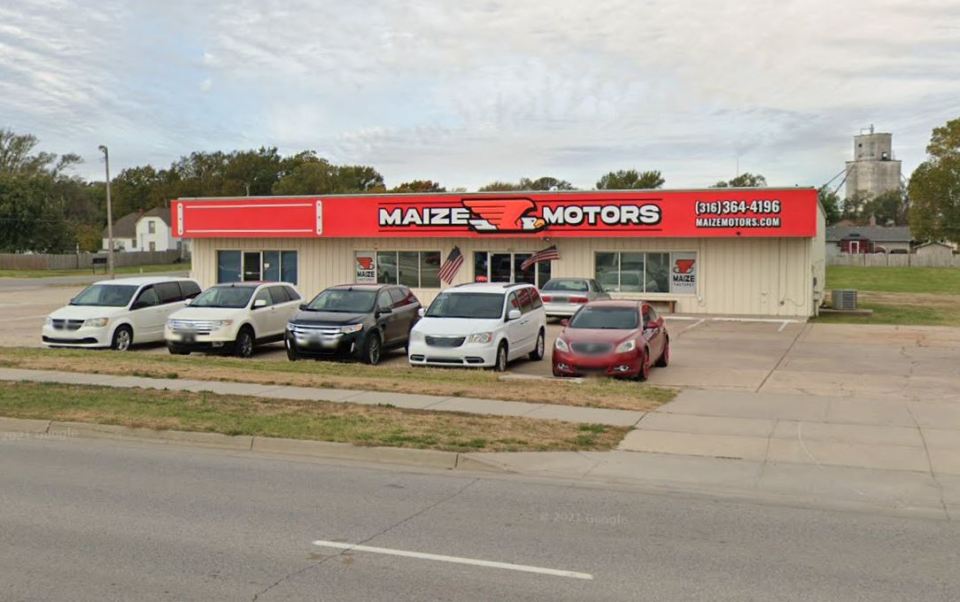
xmin=0 ymin=347 xmax=676 ymax=411
xmin=0 ymin=381 xmax=628 ymax=452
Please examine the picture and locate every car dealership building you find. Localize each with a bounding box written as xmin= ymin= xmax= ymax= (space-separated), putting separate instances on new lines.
xmin=172 ymin=188 xmax=826 ymax=317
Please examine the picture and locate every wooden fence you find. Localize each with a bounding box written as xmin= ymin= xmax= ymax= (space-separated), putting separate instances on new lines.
xmin=0 ymin=250 xmax=182 ymax=270
xmin=828 ymin=253 xmax=960 ymax=268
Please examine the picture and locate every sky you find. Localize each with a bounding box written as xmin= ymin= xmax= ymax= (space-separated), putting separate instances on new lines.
xmin=1 ymin=0 xmax=959 ymax=191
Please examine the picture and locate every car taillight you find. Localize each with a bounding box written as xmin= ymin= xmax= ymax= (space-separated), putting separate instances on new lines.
xmin=570 ymin=296 xmax=589 ymax=303
xmin=541 ymin=295 xmax=553 ymax=302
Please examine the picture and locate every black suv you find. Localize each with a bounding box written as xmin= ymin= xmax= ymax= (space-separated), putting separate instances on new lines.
xmin=285 ymin=284 xmax=421 ymax=364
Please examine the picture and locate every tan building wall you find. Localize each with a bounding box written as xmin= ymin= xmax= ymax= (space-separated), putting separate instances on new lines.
xmin=191 ymin=232 xmax=818 ymax=317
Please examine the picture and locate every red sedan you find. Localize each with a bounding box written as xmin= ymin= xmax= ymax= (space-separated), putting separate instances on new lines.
xmin=552 ymin=300 xmax=669 ymax=381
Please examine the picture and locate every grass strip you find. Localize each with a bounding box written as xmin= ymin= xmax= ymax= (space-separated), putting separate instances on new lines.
xmin=0 ymin=264 xmax=186 ymax=279
xmin=0 ymin=381 xmax=627 ymax=452
xmin=0 ymin=347 xmax=676 ymax=411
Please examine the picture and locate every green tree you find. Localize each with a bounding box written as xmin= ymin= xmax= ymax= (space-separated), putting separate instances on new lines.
xmin=596 ymin=169 xmax=664 ymax=190
xmin=390 ymin=180 xmax=446 ymax=193
xmin=334 ymin=165 xmax=385 ymax=193
xmin=818 ymin=188 xmax=842 ymax=225
xmin=712 ymin=172 xmax=767 ymax=188
xmin=0 ymin=174 xmax=74 ymax=253
xmin=477 ymin=181 xmax=519 ymax=192
xmin=0 ymin=129 xmax=80 ymax=177
xmin=908 ymin=117 xmax=960 ymax=243
xmin=74 ymin=223 xmax=102 ymax=252
xmin=522 ymin=176 xmax=575 ymax=191
xmin=272 ymin=156 xmax=337 ymax=195
xmin=864 ymin=189 xmax=908 ymax=226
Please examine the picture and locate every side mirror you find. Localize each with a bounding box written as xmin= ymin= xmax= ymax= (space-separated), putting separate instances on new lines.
xmin=299 ymin=303 xmax=308 ymax=311
xmin=253 ymin=299 xmax=267 ymax=309
xmin=645 ymin=321 xmax=659 ymax=330
xmin=378 ymin=306 xmax=392 ymax=315
xmin=560 ymin=318 xmax=569 ymax=327
xmin=417 ymin=307 xmax=426 ymax=318
xmin=507 ymin=309 xmax=522 ymax=321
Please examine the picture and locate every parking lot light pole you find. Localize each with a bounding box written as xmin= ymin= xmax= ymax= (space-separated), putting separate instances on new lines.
xmin=99 ymin=145 xmax=115 ymax=279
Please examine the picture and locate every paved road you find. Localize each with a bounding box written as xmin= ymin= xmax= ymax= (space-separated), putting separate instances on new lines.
xmin=2 ymin=437 xmax=958 ymax=601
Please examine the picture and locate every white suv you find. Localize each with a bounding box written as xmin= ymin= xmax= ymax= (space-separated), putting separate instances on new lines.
xmin=408 ymin=283 xmax=547 ymax=372
xmin=165 ymin=282 xmax=302 ymax=357
xmin=42 ymin=276 xmax=201 ymax=351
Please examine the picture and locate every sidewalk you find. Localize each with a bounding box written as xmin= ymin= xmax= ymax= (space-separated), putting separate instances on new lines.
xmin=0 ymin=367 xmax=645 ymax=427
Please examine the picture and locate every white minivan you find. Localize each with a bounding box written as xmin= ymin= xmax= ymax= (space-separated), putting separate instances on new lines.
xmin=408 ymin=282 xmax=547 ymax=372
xmin=42 ymin=276 xmax=201 ymax=351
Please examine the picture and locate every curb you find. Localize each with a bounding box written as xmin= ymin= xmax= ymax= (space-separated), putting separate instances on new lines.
xmin=0 ymin=416 xmax=514 ymax=474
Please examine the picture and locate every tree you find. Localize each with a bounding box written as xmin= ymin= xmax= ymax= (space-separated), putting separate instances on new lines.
xmin=0 ymin=174 xmax=74 ymax=253
xmin=390 ymin=180 xmax=446 ymax=193
xmin=331 ymin=165 xmax=385 ymax=193
xmin=0 ymin=129 xmax=80 ymax=177
xmin=596 ymin=169 xmax=664 ymax=190
xmin=864 ymin=189 xmax=908 ymax=226
xmin=908 ymin=117 xmax=960 ymax=244
xmin=74 ymin=223 xmax=102 ymax=252
xmin=818 ymin=188 xmax=842 ymax=225
xmin=909 ymin=156 xmax=960 ymax=244
xmin=522 ymin=176 xmax=575 ymax=191
xmin=478 ymin=181 xmax=519 ymax=192
xmin=712 ymin=172 xmax=767 ymax=188
xmin=272 ymin=156 xmax=338 ymax=195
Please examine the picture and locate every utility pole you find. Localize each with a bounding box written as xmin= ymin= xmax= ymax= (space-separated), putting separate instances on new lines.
xmin=99 ymin=145 xmax=115 ymax=279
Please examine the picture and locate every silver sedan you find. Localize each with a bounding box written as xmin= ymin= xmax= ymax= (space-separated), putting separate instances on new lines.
xmin=539 ymin=278 xmax=611 ymax=318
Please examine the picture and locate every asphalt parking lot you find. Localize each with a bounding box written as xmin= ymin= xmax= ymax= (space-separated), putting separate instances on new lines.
xmin=2 ymin=277 xmax=959 ymax=400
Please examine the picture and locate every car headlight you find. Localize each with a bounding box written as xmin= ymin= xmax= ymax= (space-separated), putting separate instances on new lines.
xmin=468 ymin=332 xmax=493 ymax=344
xmin=83 ymin=318 xmax=109 ymax=328
xmin=409 ymin=330 xmax=425 ymax=342
xmin=616 ymin=340 xmax=637 ymax=353
xmin=554 ymin=338 xmax=569 ymax=352
xmin=213 ymin=320 xmax=234 ymax=329
xmin=286 ymin=322 xmax=295 ymax=330
xmin=341 ymin=323 xmax=363 ymax=334
xmin=44 ymin=316 xmax=53 ymax=326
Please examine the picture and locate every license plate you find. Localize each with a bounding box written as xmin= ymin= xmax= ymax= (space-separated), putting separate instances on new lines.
xmin=182 ymin=333 xmax=196 ymax=343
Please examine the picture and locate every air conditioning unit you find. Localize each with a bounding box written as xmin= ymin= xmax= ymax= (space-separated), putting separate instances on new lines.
xmin=832 ymin=289 xmax=858 ymax=311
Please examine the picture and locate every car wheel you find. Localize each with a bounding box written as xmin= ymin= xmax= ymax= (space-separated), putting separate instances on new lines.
xmin=363 ymin=332 xmax=382 ymax=365
xmin=111 ymin=325 xmax=133 ymax=351
xmin=528 ymin=328 xmax=545 ymax=361
xmin=167 ymin=343 xmax=189 ymax=356
xmin=493 ymin=342 xmax=508 ymax=372
xmin=636 ymin=348 xmax=651 ymax=382
xmin=655 ymin=338 xmax=670 ymax=368
xmin=286 ymin=341 xmax=299 ymax=361
xmin=234 ymin=327 xmax=255 ymax=358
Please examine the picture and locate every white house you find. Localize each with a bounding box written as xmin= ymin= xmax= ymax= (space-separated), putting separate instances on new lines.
xmin=102 ymin=208 xmax=189 ymax=256
xmin=101 ymin=212 xmax=138 ymax=251
xmin=135 ymin=207 xmax=177 ymax=252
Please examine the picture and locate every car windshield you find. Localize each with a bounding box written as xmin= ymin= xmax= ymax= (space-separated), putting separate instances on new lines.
xmin=190 ymin=286 xmax=256 ymax=308
xmin=69 ymin=284 xmax=138 ymax=307
xmin=306 ymin=289 xmax=376 ymax=312
xmin=569 ymin=307 xmax=639 ymax=330
xmin=542 ymin=279 xmax=589 ymax=292
xmin=426 ymin=292 xmax=504 ymax=319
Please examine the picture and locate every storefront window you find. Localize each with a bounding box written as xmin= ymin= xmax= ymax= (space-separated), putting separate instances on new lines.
xmin=398 ymin=252 xmax=419 ymax=288
xmin=263 ymin=251 xmax=280 ymax=282
xmin=646 ymin=252 xmax=670 ymax=292
xmin=280 ymin=251 xmax=298 ymax=285
xmin=474 ymin=251 xmax=553 ymax=287
xmin=217 ymin=251 xmax=242 ymax=283
xmin=596 ymin=251 xmax=676 ymax=293
xmin=377 ymin=252 xmax=398 ymax=284
xmin=375 ymin=251 xmax=442 ymax=287
xmin=514 ymin=254 xmax=535 ymax=285
xmin=420 ymin=252 xmax=441 ymax=288
xmin=595 ymin=252 xmax=619 ymax=291
xmin=217 ymin=250 xmax=298 ymax=285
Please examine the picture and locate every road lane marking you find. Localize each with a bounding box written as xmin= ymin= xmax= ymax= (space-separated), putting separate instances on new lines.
xmin=311 ymin=540 xmax=594 ymax=580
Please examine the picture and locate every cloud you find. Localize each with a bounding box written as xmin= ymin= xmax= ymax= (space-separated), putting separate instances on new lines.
xmin=1 ymin=0 xmax=958 ymax=188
